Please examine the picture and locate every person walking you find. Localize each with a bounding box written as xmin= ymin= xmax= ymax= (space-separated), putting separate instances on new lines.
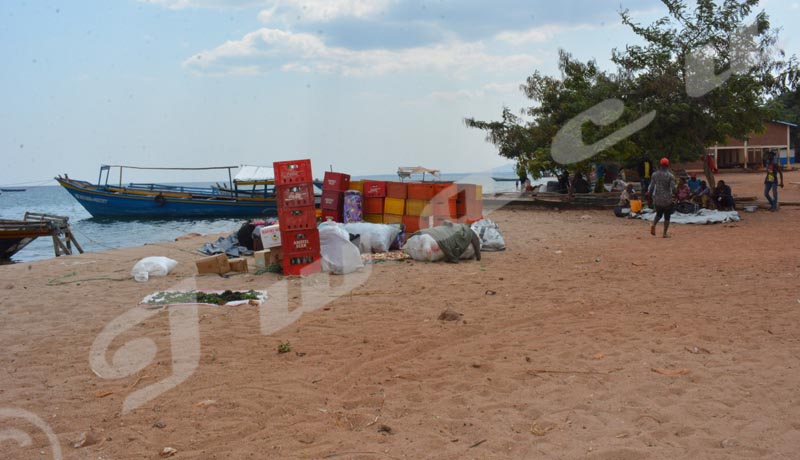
xmin=764 ymin=152 xmax=784 ymax=211
xmin=647 ymin=157 xmax=676 ymax=238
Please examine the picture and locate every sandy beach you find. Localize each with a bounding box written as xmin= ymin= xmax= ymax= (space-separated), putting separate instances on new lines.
xmin=2 ymin=170 xmax=800 ymax=460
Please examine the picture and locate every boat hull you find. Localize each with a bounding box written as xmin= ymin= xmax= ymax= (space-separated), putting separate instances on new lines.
xmin=57 ymin=178 xmax=279 ymax=218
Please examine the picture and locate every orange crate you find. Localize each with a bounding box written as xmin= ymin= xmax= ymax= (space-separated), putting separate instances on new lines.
xmin=386 ymin=182 xmax=408 ymax=199
xmin=407 ymin=183 xmax=435 ymax=200
xmin=363 ymin=181 xmax=387 ymax=197
xmin=433 ymin=183 xmax=457 ymax=201
xmin=432 ymin=200 xmax=457 ymax=217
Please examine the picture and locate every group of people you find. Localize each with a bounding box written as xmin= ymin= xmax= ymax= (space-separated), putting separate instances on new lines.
xmin=621 ymin=158 xmax=739 ymax=238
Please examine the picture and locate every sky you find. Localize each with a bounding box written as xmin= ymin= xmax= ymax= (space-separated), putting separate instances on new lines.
xmin=1 ymin=0 xmax=798 ymax=185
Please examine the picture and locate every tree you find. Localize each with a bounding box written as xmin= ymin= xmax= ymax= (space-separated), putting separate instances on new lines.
xmin=613 ymin=0 xmax=795 ymax=186
xmin=466 ymin=0 xmax=797 ymax=191
xmin=466 ymin=50 xmax=644 ymax=182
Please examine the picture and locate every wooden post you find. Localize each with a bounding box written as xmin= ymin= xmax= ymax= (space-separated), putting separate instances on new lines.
xmin=743 ymin=140 xmax=748 ymax=169
xmin=788 ymin=125 xmax=792 ymax=167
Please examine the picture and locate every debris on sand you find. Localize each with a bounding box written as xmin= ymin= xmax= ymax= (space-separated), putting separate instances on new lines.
xmin=438 ymin=308 xmax=462 ymax=321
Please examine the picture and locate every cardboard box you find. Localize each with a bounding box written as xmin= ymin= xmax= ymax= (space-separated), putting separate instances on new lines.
xmin=259 ymin=224 xmax=282 ymax=248
xmin=228 ymin=258 xmax=248 ymax=273
xmin=195 ymin=253 xmax=231 ymax=275
xmin=254 ymin=248 xmax=282 ymax=270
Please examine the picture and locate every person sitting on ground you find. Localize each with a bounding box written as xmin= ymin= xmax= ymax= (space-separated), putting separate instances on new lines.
xmin=676 ymin=177 xmax=692 ymax=202
xmin=572 ymin=172 xmax=591 ymax=194
xmin=557 ymin=170 xmax=570 ymax=194
xmin=687 ymin=172 xmax=701 ymax=193
xmin=618 ymin=183 xmax=638 ymax=207
xmin=712 ymin=180 xmax=735 ymax=211
xmin=691 ymin=180 xmax=711 ymax=208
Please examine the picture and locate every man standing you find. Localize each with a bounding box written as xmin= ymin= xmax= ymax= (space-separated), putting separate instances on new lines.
xmin=648 ymin=157 xmax=676 ymax=238
xmin=764 ymin=152 xmax=784 ymax=212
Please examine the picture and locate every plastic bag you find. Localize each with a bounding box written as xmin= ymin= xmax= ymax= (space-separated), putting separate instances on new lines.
xmin=470 ymin=219 xmax=506 ymax=251
xmin=403 ymin=234 xmax=445 ymax=262
xmin=132 ymin=256 xmax=179 ymax=282
xmin=318 ymin=221 xmax=363 ymax=274
xmin=342 ymin=222 xmax=401 ymax=254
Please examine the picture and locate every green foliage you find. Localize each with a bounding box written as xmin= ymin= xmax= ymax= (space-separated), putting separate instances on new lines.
xmin=465 ymin=0 xmax=797 ymax=181
xmin=145 ymin=289 xmax=260 ymax=305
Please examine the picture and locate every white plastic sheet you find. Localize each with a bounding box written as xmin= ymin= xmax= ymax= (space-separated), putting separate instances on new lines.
xmin=636 ymin=209 xmax=740 ymax=224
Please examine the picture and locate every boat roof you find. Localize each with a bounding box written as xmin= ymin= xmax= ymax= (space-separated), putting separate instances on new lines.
xmin=235 ymin=165 xmax=275 ymax=181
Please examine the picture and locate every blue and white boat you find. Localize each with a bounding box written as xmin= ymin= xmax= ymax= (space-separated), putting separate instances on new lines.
xmin=57 ymin=165 xmax=286 ymax=218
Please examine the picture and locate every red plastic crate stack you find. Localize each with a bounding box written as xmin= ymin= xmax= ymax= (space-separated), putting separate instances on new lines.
xmin=320 ymin=171 xmax=350 ymax=222
xmin=273 ymin=159 xmax=321 ymax=276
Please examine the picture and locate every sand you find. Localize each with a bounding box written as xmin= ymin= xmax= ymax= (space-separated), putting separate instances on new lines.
xmin=1 ymin=170 xmax=800 ymax=460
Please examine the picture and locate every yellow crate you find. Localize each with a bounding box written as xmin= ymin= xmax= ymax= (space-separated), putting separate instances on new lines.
xmin=405 ymin=199 xmax=432 ymax=217
xmin=384 ymin=197 xmax=405 ymax=215
xmin=382 ymin=213 xmax=403 ymax=224
xmin=476 ymin=184 xmax=483 ymax=200
xmin=349 ymin=180 xmax=364 ymax=193
xmin=363 ymin=213 xmax=383 ymax=223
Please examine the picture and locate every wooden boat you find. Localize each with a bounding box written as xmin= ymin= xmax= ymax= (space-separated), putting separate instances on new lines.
xmin=57 ymin=165 xmax=288 ymax=218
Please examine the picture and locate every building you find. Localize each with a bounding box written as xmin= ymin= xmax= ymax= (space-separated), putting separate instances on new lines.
xmin=709 ymin=120 xmax=797 ymax=169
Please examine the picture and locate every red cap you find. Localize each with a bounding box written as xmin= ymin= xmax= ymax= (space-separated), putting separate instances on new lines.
xmin=660 ymin=157 xmax=670 ymax=166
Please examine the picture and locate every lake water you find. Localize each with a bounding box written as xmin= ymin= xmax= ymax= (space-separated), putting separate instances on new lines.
xmin=0 ymin=174 xmax=519 ymax=263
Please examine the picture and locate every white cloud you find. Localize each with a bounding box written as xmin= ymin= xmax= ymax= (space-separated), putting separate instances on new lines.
xmin=495 ymin=23 xmax=599 ymax=46
xmin=430 ymin=82 xmax=522 ymax=102
xmin=258 ymin=0 xmax=394 ymax=23
xmin=183 ymin=27 xmax=540 ymax=77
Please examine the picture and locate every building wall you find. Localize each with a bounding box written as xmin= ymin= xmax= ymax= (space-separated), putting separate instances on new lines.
xmin=716 ymin=122 xmax=789 ymax=147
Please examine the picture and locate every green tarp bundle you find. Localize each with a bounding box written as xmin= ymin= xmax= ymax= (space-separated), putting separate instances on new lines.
xmin=415 ymin=223 xmax=480 ymax=263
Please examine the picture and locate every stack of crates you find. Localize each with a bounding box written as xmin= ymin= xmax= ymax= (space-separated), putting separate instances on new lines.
xmin=383 ymin=182 xmax=406 ymax=224
xmin=273 ymin=159 xmax=320 ymax=276
xmin=456 ymin=183 xmax=483 ymax=223
xmin=362 ymin=180 xmax=387 ymax=223
xmin=403 ymin=183 xmax=435 ymax=234
xmin=320 ymin=171 xmax=350 ymax=222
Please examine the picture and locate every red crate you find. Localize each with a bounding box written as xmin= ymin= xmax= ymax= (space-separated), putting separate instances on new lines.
xmin=281 ymin=228 xmax=320 ymax=254
xmin=321 ymin=209 xmax=342 ymax=222
xmin=386 ymin=182 xmax=408 ymax=199
xmin=276 ymin=183 xmax=315 ymax=208
xmin=320 ymin=189 xmax=344 ymax=211
xmin=282 ymin=255 xmax=322 ymax=276
xmin=407 ymin=183 xmax=435 ymax=200
xmin=278 ymin=206 xmax=317 ymax=231
xmin=273 ymin=159 xmax=313 ymax=185
xmin=363 ymin=180 xmax=387 ymax=197
xmin=363 ymin=197 xmax=385 ymax=215
xmin=323 ymin=171 xmax=351 ymax=192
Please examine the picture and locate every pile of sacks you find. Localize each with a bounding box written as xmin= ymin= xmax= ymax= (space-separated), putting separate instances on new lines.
xmin=317 ymin=218 xmax=507 ymax=273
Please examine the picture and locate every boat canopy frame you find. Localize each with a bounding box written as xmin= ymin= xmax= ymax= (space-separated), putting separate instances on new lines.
xmin=98 ymin=164 xmax=239 ymax=195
